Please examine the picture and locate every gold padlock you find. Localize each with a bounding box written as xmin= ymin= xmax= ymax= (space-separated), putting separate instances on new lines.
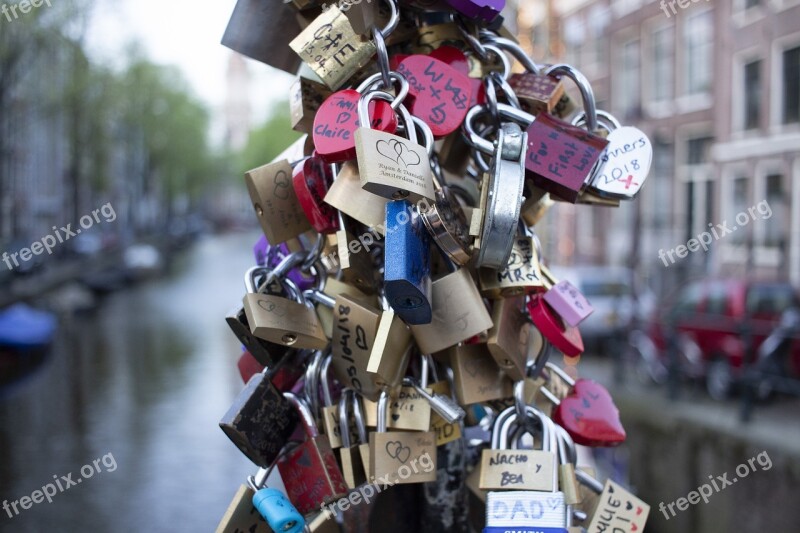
xmin=369 ymin=391 xmax=437 ymax=485
xmin=290 ymin=6 xmax=376 ymax=91
xmin=290 ymin=76 xmax=332 ymax=134
xmin=367 ymin=307 xmax=413 ymax=390
xmin=324 ymin=161 xmax=388 ymax=234
xmin=330 ymin=294 xmax=383 ymax=401
xmin=361 ymin=384 xmax=431 ymax=431
xmin=245 ymin=159 xmax=312 ymax=245
xmin=486 ymin=296 xmax=533 ymax=381
xmin=410 ymin=268 xmax=493 ymax=355
xmin=479 ymin=235 xmax=547 ymax=297
xmin=449 ymin=343 xmax=513 ymax=405
xmin=355 ymin=93 xmax=435 ymax=204
xmin=242 ymin=279 xmax=328 ymax=350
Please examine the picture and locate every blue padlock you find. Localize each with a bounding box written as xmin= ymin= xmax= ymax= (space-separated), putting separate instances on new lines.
xmin=248 ymin=474 xmax=305 ymax=533
xmin=384 ymin=199 xmax=433 ymax=325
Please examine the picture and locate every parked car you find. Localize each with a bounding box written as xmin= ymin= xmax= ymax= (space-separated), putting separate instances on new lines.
xmin=646 ymin=279 xmax=800 ymax=399
xmin=549 ymin=265 xmax=656 ymax=351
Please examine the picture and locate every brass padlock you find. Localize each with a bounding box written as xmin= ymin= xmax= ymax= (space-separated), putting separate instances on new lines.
xmin=338 ymin=389 xmax=370 ymax=488
xmin=449 ymin=343 xmax=513 ymax=405
xmin=324 ymin=161 xmax=389 ymax=233
xmin=369 ymin=390 xmax=437 ymax=485
xmin=290 ymin=6 xmax=377 ymax=91
xmin=245 ymin=156 xmax=312 ymax=245
xmin=290 ymin=76 xmax=332 ymax=134
xmin=330 ymin=294 xmax=411 ymax=402
xmin=355 ymin=93 xmax=435 ymax=204
xmin=329 ymin=224 xmax=377 ymax=294
xmin=367 ymin=306 xmax=413 ymax=390
xmin=479 ymin=235 xmax=547 ymax=297
xmin=486 ymin=296 xmax=533 ymax=381
xmin=242 ymin=273 xmax=328 ymax=350
xmin=410 ymin=268 xmax=493 ymax=355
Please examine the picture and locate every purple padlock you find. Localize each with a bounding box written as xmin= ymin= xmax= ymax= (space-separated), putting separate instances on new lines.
xmin=252 ymin=236 xmax=316 ymax=291
xmin=542 ymin=279 xmax=594 ymax=328
xmin=445 ymin=0 xmax=505 ymax=23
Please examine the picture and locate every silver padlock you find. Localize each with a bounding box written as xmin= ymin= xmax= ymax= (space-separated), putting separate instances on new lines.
xmin=464 ymin=105 xmax=531 ymax=270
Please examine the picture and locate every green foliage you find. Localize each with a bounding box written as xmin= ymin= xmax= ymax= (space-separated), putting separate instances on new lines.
xmin=238 ymin=104 xmax=301 ymax=175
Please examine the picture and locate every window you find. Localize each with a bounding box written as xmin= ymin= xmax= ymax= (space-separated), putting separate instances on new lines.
xmin=744 ymin=0 xmax=761 ymax=8
xmin=764 ymin=174 xmax=784 ymax=247
xmin=684 ymin=11 xmax=713 ymax=96
xmin=743 ymin=60 xmax=762 ymax=129
xmin=650 ymin=25 xmax=674 ymax=103
xmin=731 ymin=177 xmax=749 ymax=245
xmin=617 ymin=39 xmax=641 ymax=119
xmin=783 ymin=45 xmax=800 ymax=124
xmin=651 ymin=139 xmax=673 ymax=226
xmin=687 ymin=136 xmax=713 ymax=165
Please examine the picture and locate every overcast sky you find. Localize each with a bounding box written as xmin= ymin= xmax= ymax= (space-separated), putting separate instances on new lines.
xmin=86 ymin=0 xmax=295 ymax=136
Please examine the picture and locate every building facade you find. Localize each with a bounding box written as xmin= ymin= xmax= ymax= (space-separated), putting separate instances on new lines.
xmin=512 ymin=0 xmax=800 ymax=294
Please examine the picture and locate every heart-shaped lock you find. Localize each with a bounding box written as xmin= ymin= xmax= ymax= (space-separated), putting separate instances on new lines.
xmin=542 ymin=279 xmax=594 ymax=327
xmin=292 ymin=153 xmax=339 ymax=234
xmin=313 ymin=89 xmax=398 ymax=163
xmin=397 ymin=55 xmax=473 ymax=138
xmin=590 ymin=126 xmax=652 ymax=199
xmin=528 ymin=294 xmax=584 ymax=357
xmin=552 ymin=378 xmax=626 ymax=447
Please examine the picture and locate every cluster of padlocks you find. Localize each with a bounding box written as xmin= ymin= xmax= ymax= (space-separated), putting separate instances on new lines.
xmin=217 ymin=1 xmax=653 ymax=532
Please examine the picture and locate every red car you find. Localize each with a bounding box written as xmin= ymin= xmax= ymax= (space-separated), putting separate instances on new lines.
xmin=645 ymin=279 xmax=800 ymax=399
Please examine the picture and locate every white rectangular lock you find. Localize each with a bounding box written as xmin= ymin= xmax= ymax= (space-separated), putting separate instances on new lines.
xmin=486 ymin=491 xmax=567 ymax=530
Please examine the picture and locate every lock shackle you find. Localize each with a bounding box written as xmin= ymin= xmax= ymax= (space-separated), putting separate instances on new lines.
xmin=356 ymin=72 xmax=410 ymax=109
xmin=481 ymin=44 xmax=511 ymax=80
xmin=490 ymin=405 xmax=519 ymax=449
xmin=545 ymin=361 xmax=577 ymax=388
xmin=572 ymin=109 xmax=621 ymax=134
xmin=303 ymin=289 xmax=336 ymax=310
xmin=351 ymin=392 xmax=368 ymax=444
xmin=357 ymin=92 xmax=417 ymax=145
xmin=543 ymin=63 xmax=598 ymax=133
xmin=480 ymin=34 xmax=542 ymax=75
xmin=454 ymin=15 xmax=490 ymax=61
xmin=483 ymin=71 xmax=522 ymax=112
xmin=464 ymin=104 xmax=535 ymax=155
xmin=338 ymin=389 xmax=354 ymax=448
xmin=247 ymin=467 xmax=270 ymax=492
xmin=320 ymin=354 xmax=335 ymax=407
xmin=305 ymin=350 xmax=325 ymax=417
xmin=555 ymin=424 xmax=577 ymax=466
xmin=244 ymin=266 xmax=269 ymax=294
xmin=420 ymin=354 xmax=440 ymax=388
xmin=499 ymin=405 xmax=550 ymax=451
xmin=377 ymin=0 xmax=399 ymax=38
xmin=410 ymin=116 xmax=435 ymax=157
xmin=527 ymin=335 xmax=554 ymax=381
xmin=376 ymin=390 xmax=390 ymax=433
xmin=576 ymin=469 xmax=605 ymax=495
xmin=283 ymin=392 xmax=319 ymax=438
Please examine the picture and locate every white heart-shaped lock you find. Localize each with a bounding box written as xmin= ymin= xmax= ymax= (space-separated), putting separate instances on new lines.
xmin=590 ymin=126 xmax=652 ymax=198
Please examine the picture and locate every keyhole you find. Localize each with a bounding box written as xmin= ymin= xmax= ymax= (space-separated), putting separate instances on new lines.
xmin=392 ymin=189 xmax=410 ymax=200
xmin=282 ymin=333 xmax=298 ymax=345
xmin=254 ymin=203 xmax=263 ymax=216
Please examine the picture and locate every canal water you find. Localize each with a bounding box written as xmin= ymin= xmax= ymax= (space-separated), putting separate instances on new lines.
xmin=0 ymin=232 xmax=262 ymax=532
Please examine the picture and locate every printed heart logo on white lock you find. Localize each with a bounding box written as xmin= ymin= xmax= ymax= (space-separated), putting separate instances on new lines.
xmin=591 ymin=126 xmax=652 ymax=198
xmin=376 ymin=139 xmax=421 ymax=169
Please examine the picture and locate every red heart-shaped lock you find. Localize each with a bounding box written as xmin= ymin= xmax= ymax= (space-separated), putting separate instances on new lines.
xmin=553 ymin=379 xmax=626 ymax=447
xmin=293 ymin=153 xmax=339 ymax=234
xmin=313 ymin=89 xmax=398 ymax=163
xmin=430 ymin=46 xmax=470 ymax=76
xmin=528 ymin=294 xmax=584 ymax=357
xmin=397 ymin=55 xmax=473 ymax=138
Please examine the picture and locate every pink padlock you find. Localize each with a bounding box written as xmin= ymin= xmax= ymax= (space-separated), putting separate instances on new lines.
xmin=542 ymin=279 xmax=594 ymax=327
